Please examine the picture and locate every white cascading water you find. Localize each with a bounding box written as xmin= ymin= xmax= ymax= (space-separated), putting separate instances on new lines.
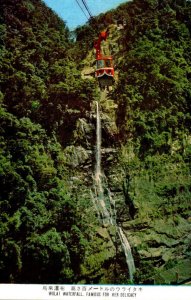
xmin=94 ymin=97 xmax=135 ymax=280
xmin=95 ymin=101 xmax=111 ymax=226
xmin=118 ymin=227 xmax=136 ymax=281
xmin=90 ymin=189 xmax=101 ymax=223
xmin=95 ymin=101 xmax=101 ymax=179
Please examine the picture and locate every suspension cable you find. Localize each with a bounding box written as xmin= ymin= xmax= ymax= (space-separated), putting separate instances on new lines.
xmin=81 ymin=0 xmax=93 ymax=19
xmin=75 ymin=0 xmax=89 ymax=20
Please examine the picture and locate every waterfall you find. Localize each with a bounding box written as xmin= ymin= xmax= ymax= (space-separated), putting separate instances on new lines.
xmin=96 ymin=101 xmax=101 ymax=179
xmin=118 ymin=227 xmax=136 ymax=281
xmin=107 ymin=188 xmax=117 ymax=223
xmin=90 ymin=189 xmax=101 ymax=222
xmin=93 ymin=95 xmax=136 ymax=281
xmin=95 ymin=101 xmax=111 ymax=226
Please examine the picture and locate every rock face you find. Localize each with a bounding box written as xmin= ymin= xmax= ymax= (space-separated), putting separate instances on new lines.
xmin=63 ymin=85 xmax=191 ymax=283
xmin=61 ymin=74 xmax=136 ymax=282
xmin=2 ymin=0 xmax=191 ymax=285
xmin=63 ymin=24 xmax=191 ymax=284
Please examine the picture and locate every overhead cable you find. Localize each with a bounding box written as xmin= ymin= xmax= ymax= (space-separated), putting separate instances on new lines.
xmin=81 ymin=0 xmax=93 ymax=19
xmin=75 ymin=0 xmax=89 ymax=20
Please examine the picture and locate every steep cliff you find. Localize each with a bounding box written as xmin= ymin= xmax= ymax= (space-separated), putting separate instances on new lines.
xmin=74 ymin=0 xmax=191 ymax=284
xmin=1 ymin=0 xmax=191 ymax=284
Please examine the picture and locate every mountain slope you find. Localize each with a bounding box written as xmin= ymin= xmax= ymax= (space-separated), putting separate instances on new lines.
xmin=112 ymin=0 xmax=191 ymax=284
xmin=0 ymin=0 xmax=98 ymax=283
xmin=76 ymin=0 xmax=191 ymax=284
xmin=1 ymin=0 xmax=191 ymax=284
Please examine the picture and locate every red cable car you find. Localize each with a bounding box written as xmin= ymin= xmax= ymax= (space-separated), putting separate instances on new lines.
xmin=94 ymin=30 xmax=114 ymax=90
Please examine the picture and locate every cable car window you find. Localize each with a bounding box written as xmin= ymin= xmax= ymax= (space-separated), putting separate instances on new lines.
xmin=97 ymin=60 xmax=104 ymax=68
xmin=105 ymin=60 xmax=112 ymax=67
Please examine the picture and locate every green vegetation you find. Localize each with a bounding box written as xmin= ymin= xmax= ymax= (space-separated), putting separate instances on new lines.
xmin=0 ymin=105 xmax=82 ymax=283
xmin=112 ymin=0 xmax=191 ymax=283
xmin=1 ymin=0 xmax=191 ymax=284
xmin=0 ymin=0 xmax=97 ymax=283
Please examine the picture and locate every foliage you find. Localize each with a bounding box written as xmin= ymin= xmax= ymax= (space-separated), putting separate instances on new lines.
xmin=1 ymin=0 xmax=191 ymax=284
xmin=0 ymin=106 xmax=90 ymax=282
xmin=1 ymin=0 xmax=97 ymax=144
xmin=0 ymin=0 xmax=97 ymax=283
xmin=112 ymin=0 xmax=191 ymax=283
xmin=114 ymin=0 xmax=191 ymax=149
